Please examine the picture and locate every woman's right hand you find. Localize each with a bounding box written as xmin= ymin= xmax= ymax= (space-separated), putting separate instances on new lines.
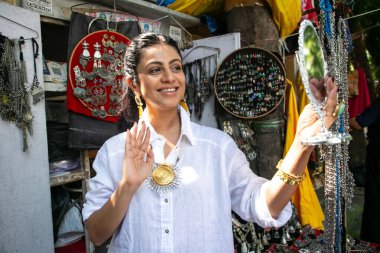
xmin=122 ymin=122 xmax=154 ymax=189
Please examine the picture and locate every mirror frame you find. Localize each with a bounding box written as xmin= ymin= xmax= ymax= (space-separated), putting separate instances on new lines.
xmin=296 ymin=19 xmax=328 ymax=121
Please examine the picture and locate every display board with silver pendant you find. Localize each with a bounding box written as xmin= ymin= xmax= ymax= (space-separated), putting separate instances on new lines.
xmin=68 ymin=30 xmax=130 ymax=122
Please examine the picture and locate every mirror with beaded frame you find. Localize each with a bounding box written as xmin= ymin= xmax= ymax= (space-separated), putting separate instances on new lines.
xmin=296 ymin=19 xmax=341 ymax=145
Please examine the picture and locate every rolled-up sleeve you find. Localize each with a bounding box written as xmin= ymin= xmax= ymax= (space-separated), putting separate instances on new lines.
xmin=228 ymin=141 xmax=292 ymax=228
xmin=253 ymin=181 xmax=292 ymax=228
xmin=82 ymin=145 xmax=115 ymax=221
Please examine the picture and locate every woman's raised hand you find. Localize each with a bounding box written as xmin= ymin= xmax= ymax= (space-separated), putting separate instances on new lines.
xmin=296 ymin=77 xmax=338 ymax=140
xmin=122 ymin=122 xmax=154 ymax=188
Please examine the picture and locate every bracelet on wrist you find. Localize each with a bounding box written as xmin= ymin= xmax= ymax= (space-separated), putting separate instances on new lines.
xmin=275 ymin=159 xmax=306 ymax=185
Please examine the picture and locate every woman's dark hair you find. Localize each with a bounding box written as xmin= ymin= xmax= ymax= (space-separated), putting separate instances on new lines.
xmin=118 ymin=33 xmax=181 ymax=124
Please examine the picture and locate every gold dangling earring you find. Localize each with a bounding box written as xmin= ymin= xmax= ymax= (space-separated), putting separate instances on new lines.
xmin=135 ymin=94 xmax=143 ymax=118
xmin=180 ymin=97 xmax=190 ymax=115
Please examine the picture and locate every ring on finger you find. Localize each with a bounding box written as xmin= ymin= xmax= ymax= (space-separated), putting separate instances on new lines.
xmin=332 ymin=102 xmax=345 ymax=117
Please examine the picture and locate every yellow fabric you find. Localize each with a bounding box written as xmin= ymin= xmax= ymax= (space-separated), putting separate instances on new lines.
xmin=284 ymin=79 xmax=324 ymax=230
xmin=265 ymin=0 xmax=301 ymax=37
xmin=167 ymin=0 xmax=224 ymax=16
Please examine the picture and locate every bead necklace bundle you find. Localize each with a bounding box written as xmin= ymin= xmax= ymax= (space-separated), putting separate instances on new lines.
xmin=0 ymin=35 xmax=33 ymax=151
xmin=319 ymin=2 xmax=355 ymax=251
xmin=184 ymin=54 xmax=217 ymax=120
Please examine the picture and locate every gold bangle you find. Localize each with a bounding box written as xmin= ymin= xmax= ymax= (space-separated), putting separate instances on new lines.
xmin=275 ymin=159 xmax=306 ymax=185
xmin=276 ymin=159 xmax=284 ymax=169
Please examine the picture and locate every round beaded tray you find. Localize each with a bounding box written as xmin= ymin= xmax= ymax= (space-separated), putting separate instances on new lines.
xmin=214 ymin=47 xmax=286 ymax=119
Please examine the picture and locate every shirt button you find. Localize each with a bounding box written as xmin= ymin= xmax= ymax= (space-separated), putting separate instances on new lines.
xmin=165 ymin=229 xmax=169 ymax=233
xmin=165 ymin=198 xmax=168 ymax=203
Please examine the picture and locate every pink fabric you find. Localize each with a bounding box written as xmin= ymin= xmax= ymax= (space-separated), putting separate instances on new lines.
xmin=348 ymin=67 xmax=371 ymax=118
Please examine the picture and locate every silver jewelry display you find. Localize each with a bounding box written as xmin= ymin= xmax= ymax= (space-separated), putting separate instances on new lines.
xmin=297 ymin=5 xmax=355 ymax=250
xmin=30 ymin=38 xmax=44 ymax=105
xmin=0 ymin=36 xmax=33 ymax=151
xmin=70 ymin=31 xmax=128 ymax=119
xmin=319 ymin=6 xmax=355 ymax=252
xmin=184 ymin=54 xmax=217 ymax=120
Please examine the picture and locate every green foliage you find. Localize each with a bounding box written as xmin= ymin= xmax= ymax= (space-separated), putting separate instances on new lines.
xmin=350 ymin=0 xmax=380 ymax=78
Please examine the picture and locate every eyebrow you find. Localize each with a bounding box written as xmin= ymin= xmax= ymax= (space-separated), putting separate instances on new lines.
xmin=145 ymin=58 xmax=182 ymax=67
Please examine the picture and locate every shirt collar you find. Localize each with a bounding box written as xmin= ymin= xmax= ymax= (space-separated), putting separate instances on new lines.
xmin=139 ymin=106 xmax=196 ymax=146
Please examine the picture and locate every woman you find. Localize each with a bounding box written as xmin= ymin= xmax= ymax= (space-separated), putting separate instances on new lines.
xmin=82 ymin=33 xmax=338 ymax=252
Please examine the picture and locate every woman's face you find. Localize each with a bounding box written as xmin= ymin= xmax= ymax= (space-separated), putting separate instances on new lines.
xmin=135 ymin=43 xmax=185 ymax=113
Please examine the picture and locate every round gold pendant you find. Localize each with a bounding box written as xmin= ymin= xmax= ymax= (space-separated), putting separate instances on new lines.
xmin=152 ymin=164 xmax=175 ymax=186
xmin=146 ymin=163 xmax=180 ymax=192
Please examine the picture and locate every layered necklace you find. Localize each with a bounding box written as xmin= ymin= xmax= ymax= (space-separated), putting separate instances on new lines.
xmin=0 ymin=36 xmax=33 ymax=151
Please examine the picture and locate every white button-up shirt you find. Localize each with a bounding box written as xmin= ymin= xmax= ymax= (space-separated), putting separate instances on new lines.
xmin=83 ymin=107 xmax=291 ymax=253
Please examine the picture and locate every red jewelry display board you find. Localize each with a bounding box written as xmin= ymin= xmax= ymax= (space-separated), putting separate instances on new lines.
xmin=68 ymin=30 xmax=130 ymax=123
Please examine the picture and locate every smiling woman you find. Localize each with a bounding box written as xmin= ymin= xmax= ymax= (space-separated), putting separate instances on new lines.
xmin=119 ymin=33 xmax=186 ymax=123
xmin=82 ymin=32 xmax=338 ymax=253
xmin=133 ymin=43 xmax=186 ymax=114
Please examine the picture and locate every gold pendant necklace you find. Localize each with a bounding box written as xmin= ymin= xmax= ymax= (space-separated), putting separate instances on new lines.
xmin=152 ymin=163 xmax=175 ymax=186
xmin=147 ymin=162 xmax=180 ymax=192
xmin=146 ymin=138 xmax=185 ymax=192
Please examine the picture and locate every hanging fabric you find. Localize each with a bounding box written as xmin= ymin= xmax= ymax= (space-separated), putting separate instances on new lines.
xmin=165 ymin=0 xmax=225 ymax=16
xmin=283 ymin=79 xmax=325 ymax=230
xmin=265 ymin=0 xmax=302 ymax=37
xmin=301 ymin=0 xmax=319 ymax=26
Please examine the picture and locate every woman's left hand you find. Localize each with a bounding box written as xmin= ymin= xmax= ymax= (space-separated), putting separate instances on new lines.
xmin=296 ymin=77 xmax=338 ymax=141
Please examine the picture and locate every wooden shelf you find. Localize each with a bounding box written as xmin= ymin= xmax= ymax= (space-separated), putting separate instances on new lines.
xmin=50 ymin=169 xmax=86 ymax=187
xmin=50 ymin=151 xmax=91 ymax=187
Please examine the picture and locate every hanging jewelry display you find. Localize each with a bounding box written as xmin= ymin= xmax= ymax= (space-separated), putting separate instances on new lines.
xmin=319 ymin=1 xmax=355 ymax=251
xmin=232 ymin=213 xmax=259 ymax=252
xmin=232 ymin=204 xmax=327 ymax=253
xmin=68 ymin=30 xmax=130 ymax=123
xmin=214 ymin=47 xmax=286 ymax=119
xmin=319 ymin=3 xmax=342 ymax=251
xmin=30 ymin=37 xmax=44 ymax=104
xmin=222 ymin=119 xmax=257 ymax=162
xmin=0 ymin=36 xmax=33 ymax=151
xmin=183 ymin=54 xmax=217 ymax=120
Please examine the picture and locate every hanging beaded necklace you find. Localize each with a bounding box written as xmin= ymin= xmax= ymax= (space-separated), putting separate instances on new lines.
xmin=0 ymin=36 xmax=33 ymax=151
